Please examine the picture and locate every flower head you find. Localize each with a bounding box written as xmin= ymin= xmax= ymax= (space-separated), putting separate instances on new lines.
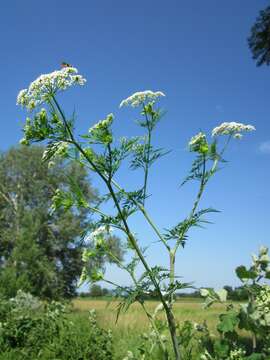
xmin=84 ymin=226 xmax=113 ymax=244
xmin=255 ymin=285 xmax=270 ymax=315
xmin=212 ymin=122 xmax=255 ymax=137
xmin=17 ymin=67 xmax=86 ymax=110
xmin=189 ymin=132 xmax=206 ymax=147
xmin=89 ymin=114 xmax=114 ymax=134
xmin=88 ymin=114 xmax=114 ymax=144
xmin=119 ymin=90 xmax=165 ymax=108
xmin=233 ymin=133 xmax=243 ymax=139
xmin=188 ymin=132 xmax=208 ymax=153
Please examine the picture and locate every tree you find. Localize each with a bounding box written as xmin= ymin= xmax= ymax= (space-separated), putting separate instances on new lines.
xmin=223 ymin=285 xmax=233 ymax=300
xmin=0 ymin=146 xmax=119 ymax=299
xmin=89 ymin=284 xmax=109 ymax=297
xmin=248 ymin=5 xmax=270 ymax=66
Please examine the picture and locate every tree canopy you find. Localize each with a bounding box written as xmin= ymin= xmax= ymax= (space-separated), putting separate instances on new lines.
xmin=0 ymin=145 xmax=98 ymax=299
xmin=248 ymin=5 xmax=270 ymax=66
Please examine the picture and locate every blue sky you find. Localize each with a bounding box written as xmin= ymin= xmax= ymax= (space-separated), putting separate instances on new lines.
xmin=0 ymin=0 xmax=270 ymax=290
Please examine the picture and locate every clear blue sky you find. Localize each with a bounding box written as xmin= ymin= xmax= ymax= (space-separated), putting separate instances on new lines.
xmin=1 ymin=0 xmax=269 ymax=290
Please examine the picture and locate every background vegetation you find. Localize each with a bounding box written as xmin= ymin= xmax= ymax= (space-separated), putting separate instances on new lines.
xmin=0 ymin=3 xmax=269 ymax=359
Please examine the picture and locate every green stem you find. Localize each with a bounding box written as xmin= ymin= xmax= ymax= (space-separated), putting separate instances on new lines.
xmin=169 ymin=155 xmax=208 ymax=306
xmin=169 ymin=250 xmax=176 ymax=285
xmin=175 ymin=154 xmax=207 ymax=252
xmin=110 ymin=178 xmax=170 ymax=251
xmin=106 ymin=182 xmax=180 ymax=360
xmin=142 ymin=106 xmax=152 ymax=205
xmin=51 ymin=96 xmax=108 ymax=184
xmin=87 ymin=206 xmax=109 ymax=218
xmin=107 ymin=250 xmax=168 ymax=357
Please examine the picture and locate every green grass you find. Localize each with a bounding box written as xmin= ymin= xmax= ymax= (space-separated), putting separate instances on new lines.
xmin=71 ymin=298 xmax=228 ymax=359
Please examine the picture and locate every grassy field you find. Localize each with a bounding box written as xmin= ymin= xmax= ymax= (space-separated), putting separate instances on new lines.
xmin=71 ymin=298 xmax=228 ymax=358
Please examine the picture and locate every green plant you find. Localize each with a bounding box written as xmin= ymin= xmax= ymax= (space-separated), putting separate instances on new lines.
xmin=0 ymin=291 xmax=112 ymax=359
xmin=197 ymin=247 xmax=270 ymax=359
xmin=17 ymin=65 xmax=255 ymax=359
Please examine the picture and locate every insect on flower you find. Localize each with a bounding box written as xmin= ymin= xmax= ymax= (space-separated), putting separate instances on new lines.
xmin=61 ymin=61 xmax=73 ymax=68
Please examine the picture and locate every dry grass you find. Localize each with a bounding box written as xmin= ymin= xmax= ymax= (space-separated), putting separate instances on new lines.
xmin=72 ymin=298 xmax=226 ymax=333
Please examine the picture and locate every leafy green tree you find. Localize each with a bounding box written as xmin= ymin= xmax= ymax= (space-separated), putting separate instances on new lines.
xmin=89 ymin=284 xmax=109 ymax=297
xmin=0 ymin=145 xmax=99 ymax=299
xmin=248 ymin=5 xmax=270 ymax=66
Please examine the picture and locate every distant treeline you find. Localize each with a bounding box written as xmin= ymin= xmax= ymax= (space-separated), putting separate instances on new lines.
xmin=78 ymin=284 xmax=249 ymax=301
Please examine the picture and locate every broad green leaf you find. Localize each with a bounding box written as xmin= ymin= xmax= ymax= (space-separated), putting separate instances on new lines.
xmin=217 ymin=312 xmax=239 ymax=333
xmin=235 ymin=265 xmax=257 ymax=282
xmin=213 ymin=340 xmax=229 ymax=358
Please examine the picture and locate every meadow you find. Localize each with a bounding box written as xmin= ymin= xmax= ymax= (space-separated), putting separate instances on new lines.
xmin=72 ymin=298 xmax=230 ymax=359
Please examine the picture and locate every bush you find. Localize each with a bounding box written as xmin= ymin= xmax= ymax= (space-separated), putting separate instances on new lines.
xmin=0 ymin=290 xmax=112 ymax=360
xmin=177 ymin=247 xmax=270 ymax=360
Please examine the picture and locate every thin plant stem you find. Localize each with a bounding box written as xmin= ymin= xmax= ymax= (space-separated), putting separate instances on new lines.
xmin=110 ymin=178 xmax=170 ymax=251
xmin=142 ymin=104 xmax=152 ymax=206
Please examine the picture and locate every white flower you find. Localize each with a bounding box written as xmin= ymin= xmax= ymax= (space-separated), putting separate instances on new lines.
xmin=212 ymin=122 xmax=255 ymax=137
xmin=84 ymin=226 xmax=113 ymax=244
xmin=229 ymin=348 xmax=246 ymax=359
xmin=233 ymin=133 xmax=243 ymax=139
xmin=42 ymin=141 xmax=69 ymax=161
xmin=189 ymin=132 xmax=206 ymax=147
xmin=255 ymin=285 xmax=270 ymax=313
xmin=88 ymin=114 xmax=114 ymax=134
xmin=119 ymin=90 xmax=165 ymax=108
xmin=17 ymin=89 xmax=28 ymax=107
xmin=17 ymin=67 xmax=86 ymax=110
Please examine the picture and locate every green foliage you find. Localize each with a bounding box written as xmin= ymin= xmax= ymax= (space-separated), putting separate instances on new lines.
xmin=0 ymin=145 xmax=97 ymax=299
xmin=248 ymin=5 xmax=270 ymax=66
xmin=200 ymin=288 xmax=228 ymax=308
xmin=197 ymin=247 xmax=270 ymax=359
xmin=89 ymin=284 xmax=109 ymax=297
xmin=224 ymin=285 xmax=249 ymax=301
xmin=164 ymin=207 xmax=219 ymax=248
xmin=0 ymin=291 xmax=112 ymax=360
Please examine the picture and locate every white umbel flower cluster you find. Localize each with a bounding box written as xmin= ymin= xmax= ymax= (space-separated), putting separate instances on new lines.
xmin=119 ymin=90 xmax=165 ymax=108
xmin=17 ymin=67 xmax=86 ymax=110
xmin=188 ymin=132 xmax=206 ymax=147
xmin=212 ymin=122 xmax=255 ymax=137
xmin=255 ymin=285 xmax=270 ymax=314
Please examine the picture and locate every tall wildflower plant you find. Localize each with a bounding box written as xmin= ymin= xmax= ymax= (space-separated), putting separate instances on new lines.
xmin=17 ymin=66 xmax=255 ymax=360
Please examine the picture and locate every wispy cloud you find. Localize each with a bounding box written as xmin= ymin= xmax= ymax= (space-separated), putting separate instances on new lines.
xmin=259 ymin=141 xmax=270 ymax=154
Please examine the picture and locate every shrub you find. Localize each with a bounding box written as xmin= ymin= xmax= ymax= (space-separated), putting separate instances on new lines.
xmin=176 ymin=247 xmax=270 ymax=360
xmin=0 ymin=291 xmax=112 ymax=360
